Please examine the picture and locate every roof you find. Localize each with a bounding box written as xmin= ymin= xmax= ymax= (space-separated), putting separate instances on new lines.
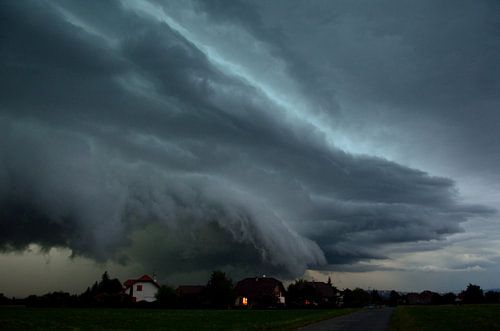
xmin=176 ymin=285 xmax=205 ymax=296
xmin=292 ymin=281 xmax=335 ymax=298
xmin=310 ymin=281 xmax=335 ymax=297
xmin=138 ymin=274 xmax=155 ymax=282
xmin=235 ymin=277 xmax=285 ymax=297
xmin=123 ymin=274 xmax=160 ymax=289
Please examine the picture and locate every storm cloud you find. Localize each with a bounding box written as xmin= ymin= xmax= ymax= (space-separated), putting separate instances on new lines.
xmin=1 ymin=0 xmax=497 ymax=281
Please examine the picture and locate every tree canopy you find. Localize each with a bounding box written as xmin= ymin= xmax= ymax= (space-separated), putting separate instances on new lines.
xmin=205 ymin=270 xmax=234 ymax=308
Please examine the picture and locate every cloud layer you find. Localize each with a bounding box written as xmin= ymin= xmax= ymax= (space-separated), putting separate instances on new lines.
xmin=0 ymin=0 xmax=497 ymax=279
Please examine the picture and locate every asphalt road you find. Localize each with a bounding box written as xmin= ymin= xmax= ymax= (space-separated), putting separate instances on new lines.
xmin=297 ymin=307 xmax=395 ymax=331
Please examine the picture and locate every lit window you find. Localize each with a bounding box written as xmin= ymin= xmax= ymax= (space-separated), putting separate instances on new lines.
xmin=242 ymin=297 xmax=248 ymax=306
xmin=136 ymin=285 xmax=143 ymax=291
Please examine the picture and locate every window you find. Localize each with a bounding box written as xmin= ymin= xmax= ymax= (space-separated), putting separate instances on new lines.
xmin=242 ymin=297 xmax=248 ymax=306
xmin=136 ymin=285 xmax=143 ymax=291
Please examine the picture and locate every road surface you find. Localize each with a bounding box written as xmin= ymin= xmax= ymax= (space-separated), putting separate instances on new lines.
xmin=297 ymin=307 xmax=394 ymax=331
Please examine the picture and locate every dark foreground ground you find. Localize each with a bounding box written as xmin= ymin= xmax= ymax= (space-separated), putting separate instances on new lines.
xmin=4 ymin=305 xmax=499 ymax=330
xmin=0 ymin=307 xmax=357 ymax=331
xmin=298 ymin=306 xmax=394 ymax=331
xmin=390 ymin=304 xmax=500 ymax=331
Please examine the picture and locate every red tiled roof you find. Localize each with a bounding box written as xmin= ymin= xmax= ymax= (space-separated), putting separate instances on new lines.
xmin=123 ymin=274 xmax=160 ymax=289
xmin=310 ymin=281 xmax=335 ymax=297
xmin=138 ymin=274 xmax=155 ymax=282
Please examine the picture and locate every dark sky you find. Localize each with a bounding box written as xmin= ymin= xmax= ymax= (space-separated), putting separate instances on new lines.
xmin=1 ymin=0 xmax=500 ymax=296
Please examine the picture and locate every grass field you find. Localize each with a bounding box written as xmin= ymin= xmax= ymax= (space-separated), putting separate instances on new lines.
xmin=0 ymin=307 xmax=357 ymax=330
xmin=390 ymin=304 xmax=500 ymax=331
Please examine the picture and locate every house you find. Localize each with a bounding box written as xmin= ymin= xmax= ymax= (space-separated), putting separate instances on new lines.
xmin=405 ymin=291 xmax=436 ymax=305
xmin=123 ymin=274 xmax=160 ymax=302
xmin=287 ymin=281 xmax=338 ymax=307
xmin=176 ymin=285 xmax=205 ymax=307
xmin=419 ymin=290 xmax=435 ymax=304
xmin=235 ymin=277 xmax=286 ymax=308
xmin=307 ymin=281 xmax=337 ymax=306
xmin=406 ymin=292 xmax=422 ymax=305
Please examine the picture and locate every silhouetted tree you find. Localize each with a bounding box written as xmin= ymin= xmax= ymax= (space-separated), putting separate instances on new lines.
xmin=26 ymin=292 xmax=77 ymax=307
xmin=79 ymin=287 xmax=94 ymax=306
xmin=91 ymin=281 xmax=98 ymax=293
xmin=205 ymin=271 xmax=234 ymax=308
xmin=0 ymin=293 xmax=10 ymax=305
xmin=78 ymin=271 xmax=125 ymax=307
xmin=98 ymin=272 xmax=122 ymax=294
xmin=461 ymin=283 xmax=484 ymax=304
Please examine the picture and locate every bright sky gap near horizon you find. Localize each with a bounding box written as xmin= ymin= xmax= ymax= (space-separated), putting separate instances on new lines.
xmin=1 ymin=0 xmax=500 ymax=297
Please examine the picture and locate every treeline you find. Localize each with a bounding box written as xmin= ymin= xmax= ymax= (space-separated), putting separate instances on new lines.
xmin=0 ymin=271 xmax=238 ymax=309
xmin=1 ymin=272 xmax=132 ymax=308
xmin=338 ymin=283 xmax=500 ymax=307
xmin=156 ymin=270 xmax=234 ymax=309
xmin=1 ymin=271 xmax=499 ymax=309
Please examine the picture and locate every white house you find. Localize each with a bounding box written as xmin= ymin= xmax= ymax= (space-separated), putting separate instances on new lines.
xmin=123 ymin=274 xmax=160 ymax=302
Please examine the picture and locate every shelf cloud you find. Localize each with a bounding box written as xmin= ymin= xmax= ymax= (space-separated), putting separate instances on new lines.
xmin=1 ymin=0 xmax=498 ymax=282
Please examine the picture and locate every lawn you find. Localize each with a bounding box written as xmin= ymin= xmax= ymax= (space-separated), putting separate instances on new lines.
xmin=0 ymin=307 xmax=357 ymax=330
xmin=390 ymin=304 xmax=500 ymax=331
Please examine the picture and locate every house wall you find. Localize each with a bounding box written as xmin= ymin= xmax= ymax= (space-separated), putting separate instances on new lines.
xmin=132 ymin=282 xmax=158 ymax=302
xmin=275 ymin=286 xmax=286 ymax=304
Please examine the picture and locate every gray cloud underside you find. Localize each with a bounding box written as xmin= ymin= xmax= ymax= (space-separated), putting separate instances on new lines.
xmin=0 ymin=0 xmax=495 ymax=277
xmin=196 ymin=0 xmax=500 ymax=177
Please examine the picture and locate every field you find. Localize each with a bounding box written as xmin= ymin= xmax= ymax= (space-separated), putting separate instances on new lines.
xmin=390 ymin=304 xmax=500 ymax=331
xmin=0 ymin=307 xmax=357 ymax=330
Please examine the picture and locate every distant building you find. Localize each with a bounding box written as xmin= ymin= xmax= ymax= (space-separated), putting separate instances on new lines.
xmin=176 ymin=285 xmax=205 ymax=307
xmin=406 ymin=292 xmax=422 ymax=305
xmin=235 ymin=277 xmax=286 ymax=308
xmin=176 ymin=285 xmax=205 ymax=297
xmin=306 ymin=281 xmax=338 ymax=306
xmin=419 ymin=291 xmax=435 ymax=304
xmin=123 ymin=274 xmax=160 ymax=302
xmin=405 ymin=291 xmax=436 ymax=305
xmin=287 ymin=280 xmax=339 ymax=307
